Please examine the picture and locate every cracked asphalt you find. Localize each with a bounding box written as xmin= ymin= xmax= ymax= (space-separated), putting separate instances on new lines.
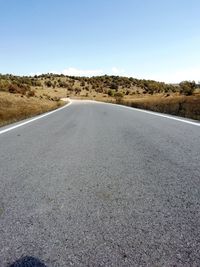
xmin=0 ymin=100 xmax=200 ymax=266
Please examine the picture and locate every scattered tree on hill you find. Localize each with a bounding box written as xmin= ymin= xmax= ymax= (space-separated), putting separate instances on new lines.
xmin=110 ymin=83 xmax=118 ymax=90
xmin=45 ymin=80 xmax=52 ymax=87
xmin=108 ymin=89 xmax=114 ymax=97
xmin=179 ymin=81 xmax=196 ymax=96
xmin=0 ymin=73 xmax=182 ymax=97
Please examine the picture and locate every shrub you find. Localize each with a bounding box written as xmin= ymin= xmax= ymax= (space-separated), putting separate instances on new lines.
xmin=179 ymin=81 xmax=196 ymax=96
xmin=75 ymin=88 xmax=81 ymax=94
xmin=110 ymin=83 xmax=118 ymax=90
xmin=125 ymin=90 xmax=130 ymax=95
xmin=96 ymin=87 xmax=103 ymax=93
xmin=45 ymin=80 xmax=52 ymax=87
xmin=26 ymin=90 xmax=35 ymax=97
xmin=58 ymin=81 xmax=68 ymax=88
xmin=80 ymin=81 xmax=85 ymax=87
xmin=0 ymin=79 xmax=9 ymax=91
xmin=53 ymin=81 xmax=57 ymax=88
xmin=114 ymin=92 xmax=124 ymax=103
xmin=8 ymin=84 xmax=19 ymax=93
xmin=8 ymin=84 xmax=28 ymax=95
xmin=108 ymin=89 xmax=114 ymax=97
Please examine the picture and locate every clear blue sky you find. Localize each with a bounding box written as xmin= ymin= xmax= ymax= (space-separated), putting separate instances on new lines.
xmin=0 ymin=0 xmax=200 ymax=82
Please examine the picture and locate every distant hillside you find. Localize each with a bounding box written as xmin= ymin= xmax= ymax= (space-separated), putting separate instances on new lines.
xmin=0 ymin=73 xmax=200 ymax=124
xmin=1 ymin=73 xmax=199 ymax=98
xmin=0 ymin=73 xmax=177 ymax=96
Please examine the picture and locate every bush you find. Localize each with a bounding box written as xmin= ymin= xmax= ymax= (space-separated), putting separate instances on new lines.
xmin=110 ymin=83 xmax=118 ymax=90
xmin=0 ymin=79 xmax=9 ymax=91
xmin=108 ymin=89 xmax=114 ymax=97
xmin=75 ymin=88 xmax=81 ymax=94
xmin=58 ymin=81 xmax=68 ymax=88
xmin=80 ymin=81 xmax=85 ymax=87
xmin=26 ymin=90 xmax=35 ymax=97
xmin=114 ymin=92 xmax=124 ymax=103
xmin=45 ymin=80 xmax=53 ymax=87
xmin=53 ymin=81 xmax=57 ymax=88
xmin=8 ymin=84 xmax=19 ymax=93
xmin=8 ymin=84 xmax=28 ymax=95
xmin=179 ymin=81 xmax=196 ymax=96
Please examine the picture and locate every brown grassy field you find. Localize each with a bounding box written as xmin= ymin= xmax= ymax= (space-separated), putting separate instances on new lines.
xmin=35 ymin=88 xmax=69 ymax=99
xmin=106 ymin=94 xmax=200 ymax=121
xmin=0 ymin=92 xmax=65 ymax=127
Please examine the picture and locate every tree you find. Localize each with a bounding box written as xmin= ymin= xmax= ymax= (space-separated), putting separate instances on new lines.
xmin=110 ymin=83 xmax=118 ymax=90
xmin=75 ymin=87 xmax=81 ymax=94
xmin=179 ymin=81 xmax=196 ymax=96
xmin=45 ymin=80 xmax=52 ymax=87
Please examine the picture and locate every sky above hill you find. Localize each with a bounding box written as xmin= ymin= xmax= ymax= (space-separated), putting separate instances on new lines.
xmin=0 ymin=0 xmax=200 ymax=83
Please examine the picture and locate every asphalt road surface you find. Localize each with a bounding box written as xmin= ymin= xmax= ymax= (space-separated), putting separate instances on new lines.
xmin=0 ymin=100 xmax=200 ymax=266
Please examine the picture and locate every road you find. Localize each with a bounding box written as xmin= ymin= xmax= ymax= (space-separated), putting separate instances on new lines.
xmin=0 ymin=100 xmax=200 ymax=266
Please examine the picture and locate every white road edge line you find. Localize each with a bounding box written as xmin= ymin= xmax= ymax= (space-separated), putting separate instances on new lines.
xmin=112 ymin=102 xmax=200 ymax=127
xmin=72 ymin=99 xmax=200 ymax=127
xmin=0 ymin=99 xmax=72 ymax=135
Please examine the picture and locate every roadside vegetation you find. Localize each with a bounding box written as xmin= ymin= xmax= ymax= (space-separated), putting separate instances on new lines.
xmin=0 ymin=92 xmax=64 ymax=126
xmin=0 ymin=74 xmax=65 ymax=126
xmin=0 ymin=73 xmax=200 ymax=125
xmin=115 ymin=95 xmax=200 ymax=121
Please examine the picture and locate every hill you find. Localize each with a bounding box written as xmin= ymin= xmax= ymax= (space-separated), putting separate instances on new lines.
xmin=0 ymin=73 xmax=200 ymax=125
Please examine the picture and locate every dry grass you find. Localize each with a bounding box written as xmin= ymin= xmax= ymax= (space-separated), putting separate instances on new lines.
xmin=62 ymin=90 xmax=200 ymax=121
xmin=35 ymin=88 xmax=69 ymax=99
xmin=1 ymin=85 xmax=199 ymax=128
xmin=117 ymin=94 xmax=200 ymax=121
xmin=0 ymin=92 xmax=65 ymax=127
